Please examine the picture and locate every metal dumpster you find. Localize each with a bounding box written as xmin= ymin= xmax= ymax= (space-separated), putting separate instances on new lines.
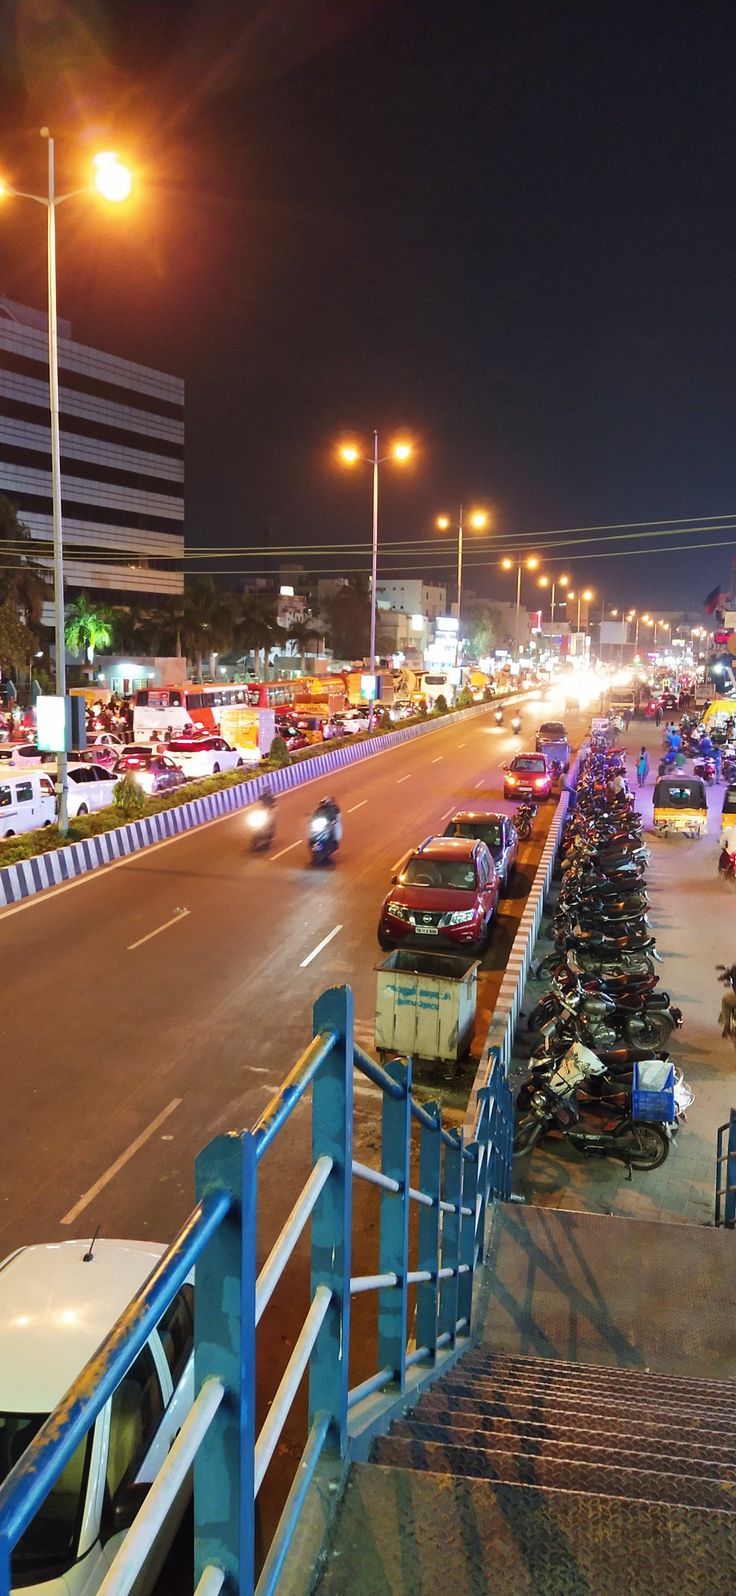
xmin=374 ymin=949 xmax=480 ymax=1064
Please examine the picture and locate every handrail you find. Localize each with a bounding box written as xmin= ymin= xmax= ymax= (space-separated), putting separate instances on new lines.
xmin=0 ymin=985 xmax=514 ymax=1596
xmin=253 ymin=1028 xmax=337 ymax=1159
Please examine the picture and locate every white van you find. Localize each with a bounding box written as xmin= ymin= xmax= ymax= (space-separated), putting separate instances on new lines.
xmin=0 ymin=767 xmax=56 ymax=838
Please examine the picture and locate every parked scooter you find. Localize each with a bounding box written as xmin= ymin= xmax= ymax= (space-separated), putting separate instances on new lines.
xmin=515 ymin=801 xmax=537 ymax=840
xmin=513 ymin=1042 xmax=674 ymax=1170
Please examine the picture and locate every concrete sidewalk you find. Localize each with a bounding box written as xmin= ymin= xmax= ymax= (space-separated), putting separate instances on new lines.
xmin=510 ymin=723 xmax=734 ymax=1225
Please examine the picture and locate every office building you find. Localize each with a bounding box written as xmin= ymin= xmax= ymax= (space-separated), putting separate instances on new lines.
xmin=375 ymin=579 xmax=446 ymax=619
xmin=0 ymin=297 xmax=183 ymax=598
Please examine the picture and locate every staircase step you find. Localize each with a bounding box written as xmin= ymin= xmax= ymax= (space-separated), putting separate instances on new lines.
xmin=387 ymin=1417 xmax=736 ymax=1480
xmin=371 ymin=1435 xmax=736 ymax=1510
xmin=315 ymin=1464 xmax=736 ymax=1596
xmin=410 ymin=1400 xmax=736 ymax=1455
xmin=461 ymin=1348 xmax=736 ymax=1396
xmin=433 ymin=1373 xmax=734 ymax=1420
xmin=415 ymin=1387 xmax=736 ymax=1437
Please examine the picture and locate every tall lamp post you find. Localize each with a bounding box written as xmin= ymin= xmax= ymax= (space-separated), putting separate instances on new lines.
xmin=537 ymin=571 xmax=569 ymax=626
xmin=500 ymin=554 xmax=540 ymax=659
xmin=339 ymin=433 xmax=412 ymax=679
xmin=0 ymin=133 xmax=132 ymax=833
xmin=436 ymin=506 xmax=489 ymax=666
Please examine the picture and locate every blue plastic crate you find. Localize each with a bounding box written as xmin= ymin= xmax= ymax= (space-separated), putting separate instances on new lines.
xmin=632 ymin=1060 xmax=675 ymax=1124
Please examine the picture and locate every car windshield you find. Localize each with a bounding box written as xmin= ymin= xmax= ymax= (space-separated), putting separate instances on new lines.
xmin=512 ymin=757 xmax=546 ymax=772
xmin=0 ymin=1413 xmax=91 ymax=1579
xmin=539 ymin=723 xmax=565 ymax=737
xmin=448 ymin=820 xmax=502 ymax=850
xmin=402 ymin=858 xmax=478 ymax=890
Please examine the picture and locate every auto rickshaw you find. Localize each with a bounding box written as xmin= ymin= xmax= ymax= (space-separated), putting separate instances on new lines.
xmin=652 ymin=775 xmax=708 ymax=838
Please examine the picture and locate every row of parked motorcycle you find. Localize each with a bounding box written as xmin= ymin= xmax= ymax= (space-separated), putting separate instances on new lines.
xmin=513 ymin=746 xmax=693 ymax=1172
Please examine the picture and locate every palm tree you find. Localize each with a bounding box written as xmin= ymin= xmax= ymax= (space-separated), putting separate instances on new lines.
xmin=234 ymin=593 xmax=278 ymax=680
xmin=181 ymin=578 xmax=236 ymax=679
xmin=285 ymin=619 xmax=323 ymax=669
xmin=65 ymin=594 xmax=116 ymax=664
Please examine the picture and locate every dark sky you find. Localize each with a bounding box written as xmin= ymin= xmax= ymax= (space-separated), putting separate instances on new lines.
xmin=1 ymin=0 xmax=736 ymax=610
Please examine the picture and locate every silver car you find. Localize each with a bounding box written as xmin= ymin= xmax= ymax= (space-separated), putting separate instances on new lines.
xmin=442 ymin=809 xmax=519 ymax=892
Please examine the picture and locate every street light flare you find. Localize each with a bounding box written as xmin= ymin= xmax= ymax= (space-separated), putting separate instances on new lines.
xmin=558 ymin=574 xmax=569 ymax=587
xmin=93 ymin=151 xmax=133 ymax=203
xmin=526 ymin=556 xmax=540 ymax=570
xmin=538 ymin=575 xmax=549 ymax=588
xmin=339 ymin=443 xmax=360 ymax=465
xmin=468 ymin=508 xmax=488 ymax=530
xmin=501 ymin=557 xmax=513 ymax=571
xmin=392 ymin=440 xmax=412 ymax=462
xmin=436 ymin=515 xmax=451 ymax=530
xmin=581 ymin=587 xmax=593 ymax=601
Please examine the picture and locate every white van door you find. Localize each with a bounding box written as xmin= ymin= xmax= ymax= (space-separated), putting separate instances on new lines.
xmin=0 ymin=777 xmax=17 ymax=836
xmin=36 ymin=772 xmax=57 ymax=826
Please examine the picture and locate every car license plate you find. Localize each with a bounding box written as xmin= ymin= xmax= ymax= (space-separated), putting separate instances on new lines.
xmin=416 ymin=926 xmax=439 ymax=935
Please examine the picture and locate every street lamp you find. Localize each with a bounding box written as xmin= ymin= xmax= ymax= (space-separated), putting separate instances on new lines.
xmin=0 ymin=132 xmax=132 ymax=833
xmin=537 ymin=571 xmax=569 ymax=626
xmin=339 ymin=433 xmax=413 ymax=679
xmin=654 ymin=619 xmax=670 ymax=648
xmin=501 ymin=554 xmax=539 ymax=658
xmin=436 ymin=506 xmax=489 ymax=666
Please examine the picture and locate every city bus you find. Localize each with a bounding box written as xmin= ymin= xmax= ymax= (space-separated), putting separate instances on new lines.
xmin=132 ymin=685 xmax=275 ymax=759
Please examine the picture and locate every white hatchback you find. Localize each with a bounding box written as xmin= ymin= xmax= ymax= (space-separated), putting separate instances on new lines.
xmin=165 ymin=735 xmax=246 ymax=777
xmin=0 ymin=1239 xmax=194 ymax=1594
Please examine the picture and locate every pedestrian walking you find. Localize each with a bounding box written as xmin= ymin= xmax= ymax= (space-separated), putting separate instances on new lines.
xmin=654 ymin=704 xmax=662 ymax=727
xmin=714 ymin=745 xmax=723 ymax=784
xmin=636 ymin=747 xmax=649 ymax=787
xmin=624 ymin=706 xmax=632 ymax=731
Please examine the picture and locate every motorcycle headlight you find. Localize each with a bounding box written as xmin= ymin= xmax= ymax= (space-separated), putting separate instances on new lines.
xmin=448 ymin=908 xmax=476 ymax=925
xmin=247 ymin=809 xmax=268 ymax=829
xmin=310 ymin=818 xmax=328 ymax=835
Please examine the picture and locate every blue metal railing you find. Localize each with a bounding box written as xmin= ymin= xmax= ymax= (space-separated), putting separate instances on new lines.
xmin=715 ymin=1108 xmax=736 ymax=1228
xmin=0 ymin=983 xmax=513 ymax=1596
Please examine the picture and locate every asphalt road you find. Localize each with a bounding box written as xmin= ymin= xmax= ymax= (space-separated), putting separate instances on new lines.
xmin=0 ymin=697 xmax=590 ymax=1258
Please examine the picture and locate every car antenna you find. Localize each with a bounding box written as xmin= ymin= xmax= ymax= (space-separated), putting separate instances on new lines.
xmin=83 ymin=1225 xmax=100 ymax=1263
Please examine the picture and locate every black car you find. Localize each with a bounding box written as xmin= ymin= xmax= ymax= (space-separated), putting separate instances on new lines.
xmin=442 ymin=809 xmax=519 ymax=892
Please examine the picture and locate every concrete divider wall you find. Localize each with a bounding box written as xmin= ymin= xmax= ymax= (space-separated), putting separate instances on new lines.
xmin=0 ymin=697 xmax=508 ymax=909
xmin=464 ymin=754 xmax=582 ymax=1141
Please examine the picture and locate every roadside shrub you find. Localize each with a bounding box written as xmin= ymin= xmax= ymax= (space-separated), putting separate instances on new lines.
xmin=269 ymin=735 xmax=292 ymax=767
xmin=456 ymin=687 xmax=474 ymax=709
xmin=113 ymin=773 xmax=148 ymax=818
xmin=379 ymin=708 xmax=393 ymax=730
xmin=433 ymin=694 xmax=449 ymax=715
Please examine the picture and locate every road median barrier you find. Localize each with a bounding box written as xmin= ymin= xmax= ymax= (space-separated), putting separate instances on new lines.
xmin=0 ymin=696 xmax=522 ymax=908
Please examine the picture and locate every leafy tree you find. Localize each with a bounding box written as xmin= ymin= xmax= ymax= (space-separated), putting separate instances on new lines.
xmin=113 ymin=772 xmax=148 ymax=818
xmin=181 ymin=578 xmax=236 ymax=678
xmin=268 ymin=735 xmax=291 ymax=766
xmin=235 ymin=593 xmax=277 ymax=678
xmin=285 ymin=619 xmax=323 ymax=663
xmin=65 ymin=594 xmax=116 ymax=663
xmin=465 ymin=602 xmax=508 ymax=658
xmin=0 ymin=600 xmax=34 ymax=672
xmin=0 ymin=493 xmax=49 ymax=626
xmin=324 ymin=580 xmax=370 ymax=661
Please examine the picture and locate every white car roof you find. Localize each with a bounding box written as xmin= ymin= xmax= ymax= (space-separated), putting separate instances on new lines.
xmin=0 ymin=1239 xmax=165 ymax=1412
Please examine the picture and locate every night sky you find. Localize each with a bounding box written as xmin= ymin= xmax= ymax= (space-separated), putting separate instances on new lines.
xmin=1 ymin=0 xmax=736 ymax=609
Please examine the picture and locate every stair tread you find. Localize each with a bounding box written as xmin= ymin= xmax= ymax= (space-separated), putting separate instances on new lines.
xmin=461 ymin=1350 xmax=736 ymax=1392
xmin=387 ymin=1418 xmax=736 ymax=1478
xmin=316 ymin=1464 xmax=736 ymax=1595
xmin=415 ymin=1388 xmax=736 ymax=1434
xmin=372 ymin=1435 xmax=736 ymax=1509
xmin=431 ymin=1376 xmax=733 ymax=1418
xmin=409 ymin=1402 xmax=736 ymax=1451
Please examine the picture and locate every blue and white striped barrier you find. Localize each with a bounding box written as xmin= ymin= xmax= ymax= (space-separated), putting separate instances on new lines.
xmin=0 ymin=699 xmax=506 ymax=909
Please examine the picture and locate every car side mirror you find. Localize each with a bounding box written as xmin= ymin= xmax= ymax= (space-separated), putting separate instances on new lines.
xmin=110 ymin=1479 xmax=149 ymax=1535
xmin=390 ymin=873 xmax=398 ymax=884
xmin=501 ymin=762 xmax=509 ymax=771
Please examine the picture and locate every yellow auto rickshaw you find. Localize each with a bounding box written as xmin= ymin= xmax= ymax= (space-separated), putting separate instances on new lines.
xmin=652 ymin=775 xmax=708 ymax=838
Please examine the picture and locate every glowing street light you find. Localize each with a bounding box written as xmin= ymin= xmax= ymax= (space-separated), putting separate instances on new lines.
xmin=500 ymin=555 xmax=540 ymax=657
xmin=538 ymin=571 xmax=569 ymax=626
xmin=435 ymin=505 xmax=490 ymax=666
xmin=338 ymin=433 xmax=414 ymax=676
xmin=0 ymin=131 xmax=134 ymax=833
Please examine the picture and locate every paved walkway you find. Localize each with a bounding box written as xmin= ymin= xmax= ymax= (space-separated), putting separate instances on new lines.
xmin=510 ymin=723 xmax=734 ymax=1225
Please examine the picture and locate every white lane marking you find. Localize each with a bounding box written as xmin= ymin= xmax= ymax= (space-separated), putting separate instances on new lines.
xmin=475 ymin=779 xmax=485 ymax=788
xmin=300 ymin=923 xmax=343 ymax=968
xmin=347 ymin=799 xmax=367 ymax=813
xmin=431 ymin=757 xmax=442 ymax=764
xmin=248 ymin=1066 xmax=269 ymax=1074
xmin=270 ymin=839 xmax=302 ymax=861
xmin=397 ymin=774 xmax=411 ymax=783
xmin=127 ymin=908 xmax=190 ymax=951
xmin=458 ymin=742 xmax=466 ymax=748
xmin=61 ymin=1097 xmax=183 ymax=1226
xmin=441 ymin=807 xmax=455 ymax=820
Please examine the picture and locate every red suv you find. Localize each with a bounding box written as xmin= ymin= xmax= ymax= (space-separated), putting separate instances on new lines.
xmin=378 ymin=836 xmax=499 ymax=955
xmin=503 ymin=752 xmax=552 ymax=801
